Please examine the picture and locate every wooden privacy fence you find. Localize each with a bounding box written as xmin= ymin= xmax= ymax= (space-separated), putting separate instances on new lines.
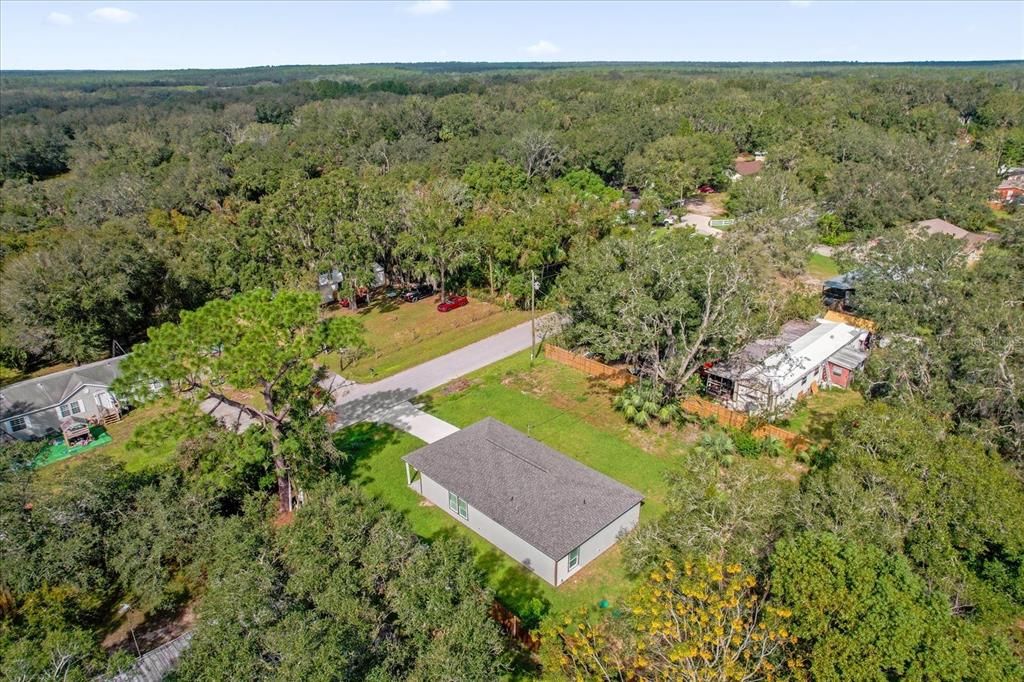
xmin=680 ymin=396 xmax=810 ymax=452
xmin=490 ymin=601 xmax=541 ymax=652
xmin=544 ymin=345 xmax=636 ymax=388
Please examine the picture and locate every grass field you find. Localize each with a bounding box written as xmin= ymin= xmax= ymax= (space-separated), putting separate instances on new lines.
xmin=321 ymin=296 xmax=532 ymax=382
xmin=806 ymin=252 xmax=840 ymax=279
xmin=338 ymin=350 xmax=697 ymax=618
xmin=35 ymin=401 xmax=206 ymax=478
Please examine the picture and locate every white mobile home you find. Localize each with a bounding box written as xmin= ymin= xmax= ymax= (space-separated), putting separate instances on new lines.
xmin=705 ymin=319 xmax=869 ymax=415
xmin=402 ymin=418 xmax=642 ymax=587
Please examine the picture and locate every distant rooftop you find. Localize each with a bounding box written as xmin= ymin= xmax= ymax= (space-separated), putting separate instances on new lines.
xmin=917 ymin=219 xmax=997 ymax=250
xmin=403 ymin=418 xmax=643 ymax=559
xmin=734 ymin=159 xmax=764 ymax=176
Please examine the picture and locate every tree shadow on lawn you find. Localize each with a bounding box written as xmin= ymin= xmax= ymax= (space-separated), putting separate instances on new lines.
xmin=358 ymin=295 xmax=401 ymax=316
xmin=333 ymin=422 xmax=403 ymax=484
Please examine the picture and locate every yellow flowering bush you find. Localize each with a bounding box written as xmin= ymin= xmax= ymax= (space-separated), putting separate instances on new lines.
xmin=541 ymin=559 xmax=804 ymax=681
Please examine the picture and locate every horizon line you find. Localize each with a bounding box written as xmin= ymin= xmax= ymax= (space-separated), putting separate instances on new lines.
xmin=3 ymin=58 xmax=1023 ymax=74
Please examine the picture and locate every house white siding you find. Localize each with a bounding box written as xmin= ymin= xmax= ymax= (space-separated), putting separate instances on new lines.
xmin=554 ymin=502 xmax=641 ymax=586
xmin=412 ymin=473 xmax=641 ymax=587
xmin=3 ymin=385 xmax=108 ymax=441
xmin=416 ymin=473 xmax=557 ymax=584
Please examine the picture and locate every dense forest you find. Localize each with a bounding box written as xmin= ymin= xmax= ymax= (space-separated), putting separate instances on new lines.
xmin=1 ymin=63 xmax=1023 ymax=680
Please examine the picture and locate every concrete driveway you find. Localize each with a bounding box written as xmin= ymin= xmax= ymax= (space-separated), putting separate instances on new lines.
xmin=199 ymin=396 xmax=256 ymax=433
xmin=330 ymin=315 xmax=553 ymax=430
xmin=376 ymin=401 xmax=459 ymax=443
xmin=679 ymin=213 xmax=724 ymax=239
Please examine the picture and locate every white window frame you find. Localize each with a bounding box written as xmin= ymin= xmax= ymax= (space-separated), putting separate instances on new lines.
xmin=58 ymin=400 xmax=84 ymax=419
xmin=448 ymin=492 xmax=469 ymax=520
xmin=832 ymin=366 xmax=844 ymax=377
xmin=568 ymin=546 xmax=581 ymax=571
xmin=8 ymin=416 xmax=28 ymax=432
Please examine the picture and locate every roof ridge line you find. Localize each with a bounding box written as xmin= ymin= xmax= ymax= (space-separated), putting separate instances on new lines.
xmin=484 ymin=436 xmax=549 ymax=474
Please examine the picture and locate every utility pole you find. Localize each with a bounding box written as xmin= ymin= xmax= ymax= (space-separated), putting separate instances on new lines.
xmin=530 ymin=270 xmax=537 ymax=361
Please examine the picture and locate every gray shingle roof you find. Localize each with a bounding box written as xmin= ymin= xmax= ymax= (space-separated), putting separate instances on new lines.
xmin=403 ymin=418 xmax=643 ymax=560
xmin=0 ymin=356 xmax=124 ymax=419
xmin=830 ymin=345 xmax=867 ymax=370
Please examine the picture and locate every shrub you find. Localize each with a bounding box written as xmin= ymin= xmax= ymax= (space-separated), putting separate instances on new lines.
xmin=614 ymin=381 xmax=679 ymax=427
xmin=759 ymin=436 xmax=788 ymax=458
xmin=733 ymin=431 xmax=762 ymax=458
xmin=694 ymin=431 xmax=737 ymax=466
xmin=519 ymin=596 xmax=550 ymax=630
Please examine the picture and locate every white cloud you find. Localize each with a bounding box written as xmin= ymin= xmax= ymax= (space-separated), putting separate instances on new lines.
xmin=406 ymin=1 xmax=452 ymax=15
xmin=89 ymin=7 xmax=139 ymax=24
xmin=525 ymin=40 xmax=560 ymax=56
xmin=46 ymin=11 xmax=73 ymax=26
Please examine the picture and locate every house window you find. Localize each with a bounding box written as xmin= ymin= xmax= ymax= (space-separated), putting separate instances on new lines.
xmin=8 ymin=416 xmax=27 ymax=432
xmin=832 ymin=366 xmax=843 ymax=376
xmin=568 ymin=546 xmax=581 ymax=571
xmin=59 ymin=401 xmax=83 ymax=418
xmin=448 ymin=492 xmax=468 ymax=520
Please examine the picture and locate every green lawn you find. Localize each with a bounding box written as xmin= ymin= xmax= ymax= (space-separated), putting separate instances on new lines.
xmin=36 ymin=401 xmax=207 ymax=479
xmin=338 ymin=350 xmax=687 ymax=619
xmin=776 ymin=388 xmax=864 ymax=443
xmin=806 ymin=252 xmax=840 ymax=280
xmin=321 ymin=296 xmax=532 ymax=382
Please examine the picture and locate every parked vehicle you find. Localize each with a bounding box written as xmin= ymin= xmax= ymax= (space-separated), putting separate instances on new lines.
xmin=339 ymin=287 xmax=369 ymax=308
xmin=437 ymin=295 xmax=469 ymax=312
xmin=402 ymin=284 xmax=435 ymax=302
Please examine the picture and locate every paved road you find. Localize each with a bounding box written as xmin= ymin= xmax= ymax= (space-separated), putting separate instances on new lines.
xmin=329 ymin=315 xmax=553 ymax=430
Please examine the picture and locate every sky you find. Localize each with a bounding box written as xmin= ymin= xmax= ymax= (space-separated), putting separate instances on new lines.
xmin=0 ymin=1 xmax=1021 ymax=70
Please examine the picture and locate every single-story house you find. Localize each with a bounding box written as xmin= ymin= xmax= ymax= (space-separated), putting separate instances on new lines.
xmin=916 ymin=219 xmax=997 ymax=262
xmin=995 ymin=175 xmax=1024 ymax=204
xmin=704 ymin=319 xmax=869 ymax=414
xmin=822 ymin=271 xmax=859 ymax=311
xmin=402 ymin=418 xmax=643 ymax=587
xmin=0 ymin=356 xmax=125 ymax=441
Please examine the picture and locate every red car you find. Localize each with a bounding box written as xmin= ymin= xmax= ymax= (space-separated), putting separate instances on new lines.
xmin=437 ymin=295 xmax=469 ymax=312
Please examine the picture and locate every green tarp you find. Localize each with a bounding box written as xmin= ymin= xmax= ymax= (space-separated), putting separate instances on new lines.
xmin=34 ymin=426 xmax=112 ymax=468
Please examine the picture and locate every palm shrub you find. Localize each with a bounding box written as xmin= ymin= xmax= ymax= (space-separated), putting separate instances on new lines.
xmin=759 ymin=436 xmax=788 ymax=458
xmin=613 ymin=380 xmax=680 ymax=427
xmin=694 ymin=431 xmax=737 ymax=466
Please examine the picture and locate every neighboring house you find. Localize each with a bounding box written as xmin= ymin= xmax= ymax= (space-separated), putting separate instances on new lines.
xmin=995 ymin=174 xmax=1024 ymax=204
xmin=402 ymin=418 xmax=643 ymax=587
xmin=317 ymin=268 xmax=344 ymax=305
xmin=704 ymin=319 xmax=869 ymax=414
xmin=916 ymin=218 xmax=997 ymax=263
xmin=0 ymin=356 xmax=125 ymax=441
xmin=822 ymin=271 xmax=859 ymax=311
xmin=317 ymin=263 xmax=387 ymax=304
xmin=730 ymin=157 xmax=764 ymax=180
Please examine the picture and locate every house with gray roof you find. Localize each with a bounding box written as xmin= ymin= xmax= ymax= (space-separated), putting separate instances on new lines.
xmin=402 ymin=418 xmax=643 ymax=586
xmin=0 ymin=356 xmax=125 ymax=441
